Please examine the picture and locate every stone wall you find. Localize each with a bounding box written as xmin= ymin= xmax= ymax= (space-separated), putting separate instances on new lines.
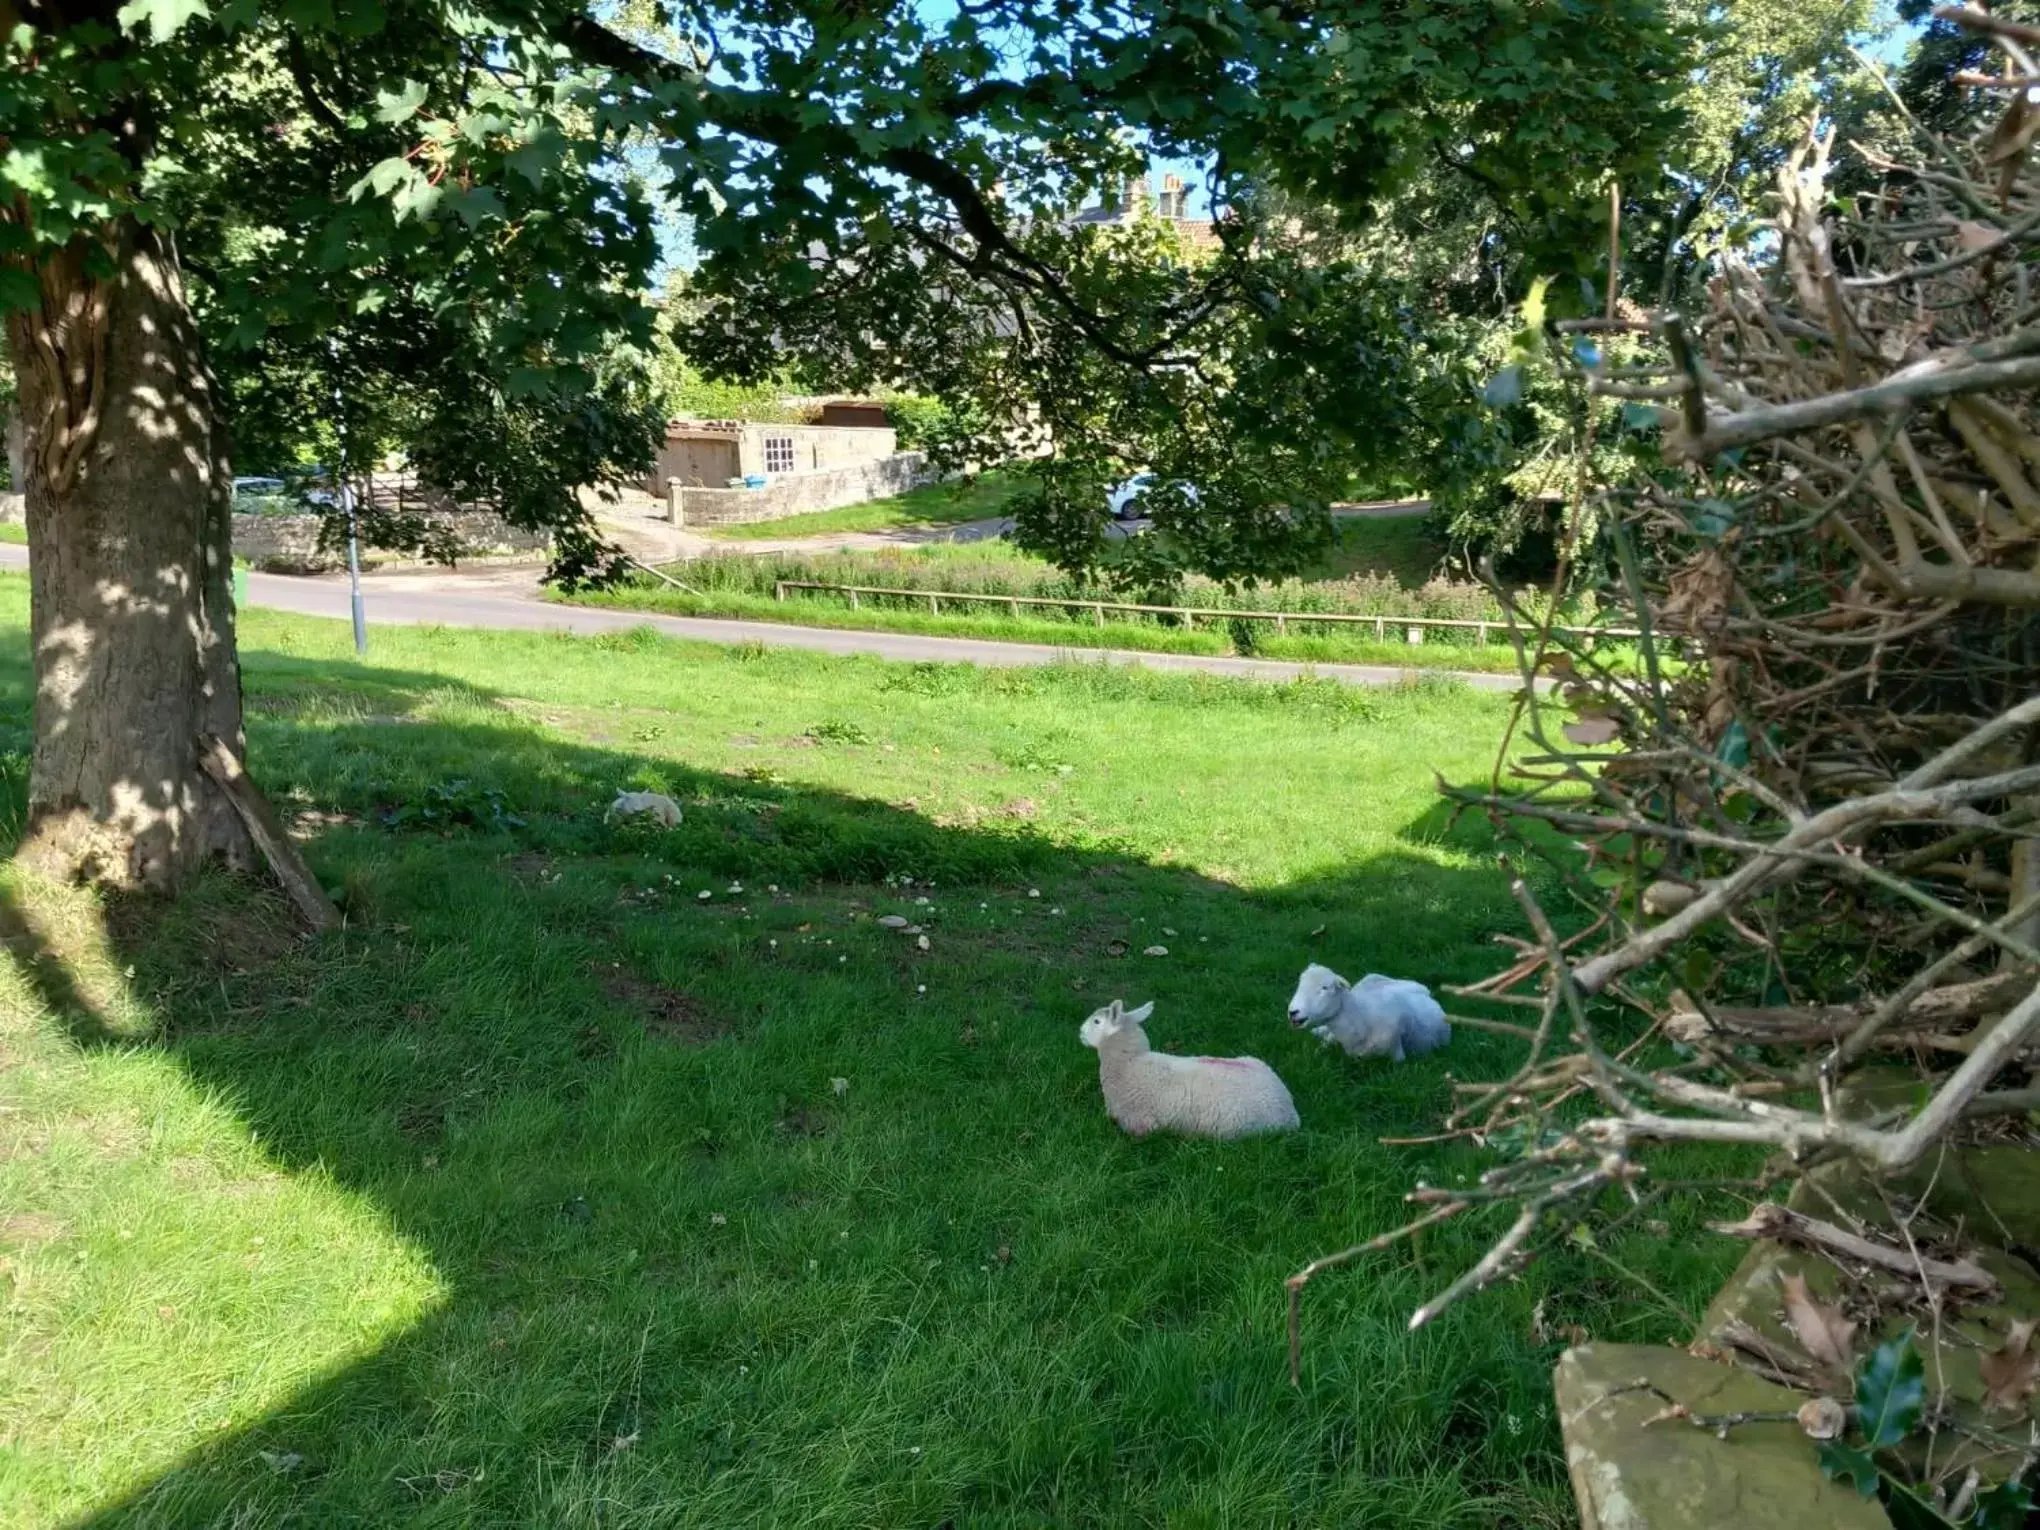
xmin=1 ymin=496 xmax=543 ymax=570
xmin=230 ymin=510 xmax=548 ymax=571
xmin=668 ymin=452 xmax=930 ymax=527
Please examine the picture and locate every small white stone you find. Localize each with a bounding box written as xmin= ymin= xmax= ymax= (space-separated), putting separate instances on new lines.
xmin=1028 ymin=888 xmax=1040 ymax=898
xmin=1144 ymin=945 xmax=1169 ymax=957
xmin=1162 ymin=927 xmax=1177 ymax=936
xmin=916 ymin=935 xmax=930 ymax=951
xmin=915 ymin=896 xmax=931 ymax=907
xmin=916 ymin=984 xmax=926 ymax=994
xmin=697 ymin=890 xmax=712 ymax=900
xmin=878 ymin=915 xmax=910 ymax=929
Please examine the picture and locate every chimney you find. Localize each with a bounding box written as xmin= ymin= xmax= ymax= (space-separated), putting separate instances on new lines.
xmin=1122 ymin=172 xmax=1148 ymax=217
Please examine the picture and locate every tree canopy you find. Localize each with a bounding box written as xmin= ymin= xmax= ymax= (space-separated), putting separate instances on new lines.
xmin=6 ymin=0 xmax=1696 ymax=583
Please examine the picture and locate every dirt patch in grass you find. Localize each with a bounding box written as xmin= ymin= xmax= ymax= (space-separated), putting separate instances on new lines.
xmin=776 ymin=1105 xmax=832 ymax=1139
xmin=594 ymin=964 xmax=732 ymax=1045
xmin=2 ymin=1212 xmax=66 ymax=1245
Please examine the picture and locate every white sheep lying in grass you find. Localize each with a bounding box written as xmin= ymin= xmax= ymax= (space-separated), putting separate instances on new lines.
xmin=1079 ymin=999 xmax=1299 ymax=1139
xmin=1287 ymin=963 xmax=1449 ymax=1062
xmin=607 ymin=790 xmax=683 ymax=828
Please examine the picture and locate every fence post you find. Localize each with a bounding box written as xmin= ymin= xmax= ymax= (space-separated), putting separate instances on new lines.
xmin=666 ymin=478 xmax=685 ymax=526
xmin=849 ymin=588 xmax=860 ymax=610
xmin=1008 ymin=597 xmax=1020 ymax=618
xmin=1093 ymin=602 xmax=1105 ymax=627
xmin=1275 ymin=614 xmax=1286 ymax=635
xmin=774 ymin=581 xmax=785 ymax=601
xmin=929 ymin=593 xmax=940 ymax=616
xmin=1375 ymin=616 xmax=1385 ymax=642
xmin=1477 ymin=621 xmax=1489 ymax=645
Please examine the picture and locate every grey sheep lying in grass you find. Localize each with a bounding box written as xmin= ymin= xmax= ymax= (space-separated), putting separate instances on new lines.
xmin=1079 ymin=999 xmax=1299 ymax=1139
xmin=1286 ymin=963 xmax=1449 ymax=1062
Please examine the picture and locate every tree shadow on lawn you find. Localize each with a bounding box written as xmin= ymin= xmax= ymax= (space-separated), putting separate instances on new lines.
xmin=4 ymin=654 xmax=1734 ymax=1529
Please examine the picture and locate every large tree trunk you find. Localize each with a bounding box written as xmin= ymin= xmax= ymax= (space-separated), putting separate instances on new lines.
xmin=2 ymin=219 xmax=252 ymax=887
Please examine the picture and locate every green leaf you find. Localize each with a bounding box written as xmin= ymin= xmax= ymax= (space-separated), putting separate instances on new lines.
xmin=1884 ymin=1480 xmax=1955 ymax=1530
xmin=0 ymin=267 xmax=39 ymax=314
xmin=1815 ymin=1440 xmax=1879 ymax=1497
xmin=1519 ymin=274 xmax=1551 ymax=341
xmin=1855 ymin=1330 xmax=1926 ymax=1449
xmin=114 ymin=0 xmax=209 ymax=42
xmin=1714 ymin=719 xmax=1749 ymax=770
xmin=1969 ymin=1480 xmax=2034 ymax=1529
xmin=1482 ymin=365 xmax=1524 ymax=408
xmin=349 ymin=156 xmax=416 ymax=201
xmin=375 ymin=79 xmax=429 ymax=124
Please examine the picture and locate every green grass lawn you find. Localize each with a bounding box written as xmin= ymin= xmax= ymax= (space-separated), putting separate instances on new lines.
xmin=707 ymin=472 xmax=1028 ymax=540
xmin=562 ymin=583 xmax=1527 ymax=674
xmin=0 ymin=575 xmax=1740 ymax=1527
xmin=1318 ymin=513 xmax=1454 ymax=588
xmin=578 ymin=503 xmax=1544 ymax=674
xmin=0 ymin=523 xmax=24 ymax=545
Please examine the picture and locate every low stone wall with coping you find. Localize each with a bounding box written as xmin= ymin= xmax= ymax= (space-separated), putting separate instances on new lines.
xmin=230 ymin=511 xmax=548 ymax=571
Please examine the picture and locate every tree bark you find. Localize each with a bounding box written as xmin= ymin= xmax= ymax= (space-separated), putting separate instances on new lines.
xmin=3 ymin=403 xmax=23 ymax=494
xmin=2 ymin=219 xmax=253 ymax=887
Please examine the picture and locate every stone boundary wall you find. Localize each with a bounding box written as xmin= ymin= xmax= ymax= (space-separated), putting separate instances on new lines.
xmin=230 ymin=510 xmax=548 ymax=570
xmin=2 ymin=495 xmax=543 ymax=570
xmin=667 ymin=452 xmax=930 ymax=527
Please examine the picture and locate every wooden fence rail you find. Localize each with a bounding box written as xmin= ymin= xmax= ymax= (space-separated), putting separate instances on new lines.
xmin=768 ymin=579 xmax=1644 ymax=647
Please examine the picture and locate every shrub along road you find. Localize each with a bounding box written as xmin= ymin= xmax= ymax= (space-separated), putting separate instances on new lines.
xmin=0 ymin=545 xmax=1532 ymax=692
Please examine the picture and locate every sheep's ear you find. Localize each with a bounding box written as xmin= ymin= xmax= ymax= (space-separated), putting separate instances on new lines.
xmin=1332 ymin=975 xmax=1350 ymax=992
xmin=1125 ymin=1001 xmax=1154 ymax=1023
xmin=1107 ymin=999 xmax=1124 ymax=1019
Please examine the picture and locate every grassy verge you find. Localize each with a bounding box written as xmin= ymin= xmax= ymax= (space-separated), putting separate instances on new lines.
xmin=705 ymin=472 xmax=1027 ymax=540
xmin=0 ymin=573 xmax=1739 ymax=1526
xmin=560 ymin=582 xmax=1527 ymax=673
xmin=1318 ymin=511 xmax=1453 ymax=586
xmin=0 ymin=523 xmax=24 ymax=545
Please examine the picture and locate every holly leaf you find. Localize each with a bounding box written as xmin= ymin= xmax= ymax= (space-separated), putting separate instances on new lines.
xmin=1979 ymin=1318 xmax=2039 ymax=1415
xmin=1855 ymin=1330 xmax=1926 ymax=1449
xmin=1780 ymin=1271 xmax=1857 ymax=1382
xmin=375 ymin=79 xmax=429 ymax=124
xmin=1816 ymin=1439 xmax=1879 ymax=1497
xmin=1969 ymin=1480 xmax=2034 ymax=1529
xmin=115 ymin=0 xmax=209 ymax=41
xmin=1884 ymin=1480 xmax=1956 ymax=1529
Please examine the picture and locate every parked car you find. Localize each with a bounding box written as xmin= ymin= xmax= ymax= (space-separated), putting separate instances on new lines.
xmin=232 ymin=476 xmax=286 ymax=496
xmin=1106 ymin=472 xmax=1199 ymax=523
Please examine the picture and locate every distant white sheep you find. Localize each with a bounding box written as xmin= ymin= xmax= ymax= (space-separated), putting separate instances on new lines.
xmin=1287 ymin=963 xmax=1450 ymax=1062
xmin=607 ymin=790 xmax=683 ymax=828
xmin=1079 ymin=999 xmax=1299 ymax=1139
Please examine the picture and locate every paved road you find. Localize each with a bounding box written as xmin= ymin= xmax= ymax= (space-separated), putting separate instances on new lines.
xmin=0 ymin=545 xmax=1527 ymax=693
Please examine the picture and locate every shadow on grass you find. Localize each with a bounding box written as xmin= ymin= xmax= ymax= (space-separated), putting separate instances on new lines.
xmin=2 ymin=648 xmax=1721 ymax=1529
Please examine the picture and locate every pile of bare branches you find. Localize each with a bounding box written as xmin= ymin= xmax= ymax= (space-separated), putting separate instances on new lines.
xmin=1292 ymin=4 xmax=2040 ymax=1362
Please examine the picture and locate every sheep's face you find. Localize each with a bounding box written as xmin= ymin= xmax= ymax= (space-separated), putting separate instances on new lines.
xmin=1079 ymin=999 xmax=1153 ymax=1049
xmin=1288 ymin=964 xmax=1349 ymax=1027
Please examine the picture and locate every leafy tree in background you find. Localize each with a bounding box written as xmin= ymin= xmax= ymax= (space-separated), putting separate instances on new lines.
xmin=3 ymin=0 xmax=1688 ymax=888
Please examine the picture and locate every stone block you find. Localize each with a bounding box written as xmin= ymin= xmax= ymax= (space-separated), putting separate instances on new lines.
xmin=1555 ymin=1343 xmax=1889 ymax=1529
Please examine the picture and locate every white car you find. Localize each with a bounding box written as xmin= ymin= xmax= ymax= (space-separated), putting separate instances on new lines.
xmin=1107 ymin=472 xmax=1199 ymax=523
